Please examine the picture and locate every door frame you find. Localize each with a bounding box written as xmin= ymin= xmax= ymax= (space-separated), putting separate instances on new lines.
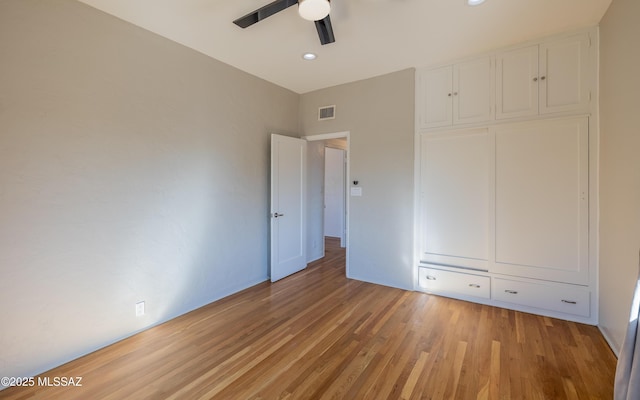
xmin=303 ymin=131 xmax=350 ymax=276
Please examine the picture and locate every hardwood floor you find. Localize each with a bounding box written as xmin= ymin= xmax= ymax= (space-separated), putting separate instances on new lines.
xmin=1 ymin=238 xmax=616 ymax=399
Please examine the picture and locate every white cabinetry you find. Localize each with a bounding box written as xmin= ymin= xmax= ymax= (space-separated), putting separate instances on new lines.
xmin=495 ymin=46 xmax=538 ymax=119
xmin=417 ymin=57 xmax=493 ymax=129
xmin=415 ymin=28 xmax=597 ymax=324
xmin=419 ymin=128 xmax=489 ymax=270
xmin=417 ymin=66 xmax=452 ymax=128
xmin=454 ymin=58 xmax=494 ymax=125
xmin=416 ymin=117 xmax=592 ymax=322
xmin=420 ymin=267 xmax=490 ymax=300
xmin=496 ymin=33 xmax=592 ymax=119
xmin=492 ymin=278 xmax=590 ymax=318
xmin=539 ymin=35 xmax=592 ymax=114
xmin=493 ymin=118 xmax=589 ymax=285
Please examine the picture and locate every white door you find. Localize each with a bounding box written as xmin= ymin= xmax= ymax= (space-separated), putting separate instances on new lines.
xmin=270 ymin=134 xmax=307 ymax=282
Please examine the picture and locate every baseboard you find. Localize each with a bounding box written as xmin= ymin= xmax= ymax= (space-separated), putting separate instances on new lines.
xmin=1 ymin=275 xmax=271 ymax=389
xmin=307 ymin=253 xmax=324 ymax=263
xmin=598 ymin=325 xmax=620 ymax=358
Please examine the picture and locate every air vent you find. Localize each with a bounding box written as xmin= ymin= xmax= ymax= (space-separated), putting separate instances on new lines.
xmin=318 ymin=105 xmax=336 ymax=121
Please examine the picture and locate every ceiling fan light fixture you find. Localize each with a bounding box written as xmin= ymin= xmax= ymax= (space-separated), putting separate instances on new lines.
xmin=298 ymin=0 xmax=330 ymax=21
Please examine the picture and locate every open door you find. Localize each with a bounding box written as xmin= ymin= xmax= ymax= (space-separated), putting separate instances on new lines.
xmin=270 ymin=134 xmax=307 ymax=282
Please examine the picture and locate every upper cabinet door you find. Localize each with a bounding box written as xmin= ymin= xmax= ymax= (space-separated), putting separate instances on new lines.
xmin=417 ymin=66 xmax=453 ymax=129
xmin=417 ymin=29 xmax=594 ymax=129
xmin=496 ymin=46 xmax=539 ymax=120
xmin=453 ymin=57 xmax=494 ymax=125
xmin=539 ymin=33 xmax=591 ymax=115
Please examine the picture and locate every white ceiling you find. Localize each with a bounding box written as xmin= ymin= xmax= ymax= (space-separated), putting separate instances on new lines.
xmin=77 ymin=0 xmax=612 ymax=94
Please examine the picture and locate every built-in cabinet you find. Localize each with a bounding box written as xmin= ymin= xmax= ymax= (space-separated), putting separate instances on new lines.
xmin=493 ymin=118 xmax=589 ymax=285
xmin=417 ymin=57 xmax=493 ymax=129
xmin=495 ymin=33 xmax=592 ymax=119
xmin=492 ymin=277 xmax=590 ymax=318
xmin=419 ymin=129 xmax=490 ymax=271
xmin=415 ymin=28 xmax=597 ymax=324
xmin=419 ymin=267 xmax=490 ymax=300
xmin=417 ymin=31 xmax=594 ymax=127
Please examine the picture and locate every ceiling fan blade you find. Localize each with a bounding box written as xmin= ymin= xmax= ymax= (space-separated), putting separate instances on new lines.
xmin=233 ymin=0 xmax=299 ymax=28
xmin=315 ymin=15 xmax=335 ymax=45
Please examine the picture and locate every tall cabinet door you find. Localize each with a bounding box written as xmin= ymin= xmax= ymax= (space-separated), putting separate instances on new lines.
xmin=420 ymin=129 xmax=490 ymax=270
xmin=453 ymin=57 xmax=494 ymax=125
xmin=496 ymin=46 xmax=539 ymax=120
xmin=492 ymin=117 xmax=589 ymax=285
xmin=539 ymin=33 xmax=591 ymax=114
xmin=417 ymin=66 xmax=453 ymax=129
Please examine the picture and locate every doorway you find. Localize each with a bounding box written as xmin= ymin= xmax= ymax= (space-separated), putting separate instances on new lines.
xmin=324 ymin=146 xmax=346 ymax=248
xmin=304 ymin=132 xmax=350 ymax=275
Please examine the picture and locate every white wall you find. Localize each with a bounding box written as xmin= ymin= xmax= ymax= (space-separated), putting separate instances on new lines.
xmin=0 ymin=0 xmax=299 ymax=380
xmin=300 ymin=70 xmax=415 ymax=290
xmin=598 ymin=0 xmax=640 ymax=354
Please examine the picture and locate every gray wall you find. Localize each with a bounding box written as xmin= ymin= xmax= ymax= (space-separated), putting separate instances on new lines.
xmin=598 ymin=0 xmax=640 ymax=354
xmin=300 ymin=70 xmax=415 ymax=290
xmin=0 ymin=0 xmax=299 ymax=379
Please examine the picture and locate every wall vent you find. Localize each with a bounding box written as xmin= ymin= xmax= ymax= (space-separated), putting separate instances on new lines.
xmin=318 ymin=105 xmax=336 ymax=121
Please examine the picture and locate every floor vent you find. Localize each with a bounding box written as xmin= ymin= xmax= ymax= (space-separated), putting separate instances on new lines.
xmin=318 ymin=105 xmax=336 ymax=121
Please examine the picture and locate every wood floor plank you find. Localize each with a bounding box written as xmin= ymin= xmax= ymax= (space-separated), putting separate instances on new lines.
xmin=399 ymin=350 xmax=429 ymax=400
xmin=0 ymin=238 xmax=616 ymax=399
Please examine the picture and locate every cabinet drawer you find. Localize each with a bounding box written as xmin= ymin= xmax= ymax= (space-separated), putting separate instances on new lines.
xmin=419 ymin=267 xmax=490 ymax=299
xmin=492 ymin=278 xmax=590 ymax=317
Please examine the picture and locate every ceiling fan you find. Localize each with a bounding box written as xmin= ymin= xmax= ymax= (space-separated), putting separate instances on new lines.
xmin=233 ymin=0 xmax=335 ymax=45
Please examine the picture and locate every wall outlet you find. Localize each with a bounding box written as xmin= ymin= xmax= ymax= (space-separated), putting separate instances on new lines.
xmin=135 ymin=301 xmax=145 ymax=317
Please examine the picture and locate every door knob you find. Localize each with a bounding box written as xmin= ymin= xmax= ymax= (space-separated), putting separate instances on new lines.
xmin=273 ymin=213 xmax=284 ymax=218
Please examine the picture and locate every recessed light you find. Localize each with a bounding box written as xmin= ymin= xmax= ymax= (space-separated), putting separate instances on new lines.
xmin=467 ymin=0 xmax=486 ymax=5
xmin=302 ymin=52 xmax=317 ymax=61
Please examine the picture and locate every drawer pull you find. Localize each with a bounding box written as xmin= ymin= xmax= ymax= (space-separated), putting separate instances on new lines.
xmin=468 ymin=284 xmax=481 ymax=288
xmin=561 ymin=299 xmax=577 ymax=304
xmin=426 ymin=275 xmax=436 ymax=281
xmin=504 ymin=290 xmax=518 ymax=295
